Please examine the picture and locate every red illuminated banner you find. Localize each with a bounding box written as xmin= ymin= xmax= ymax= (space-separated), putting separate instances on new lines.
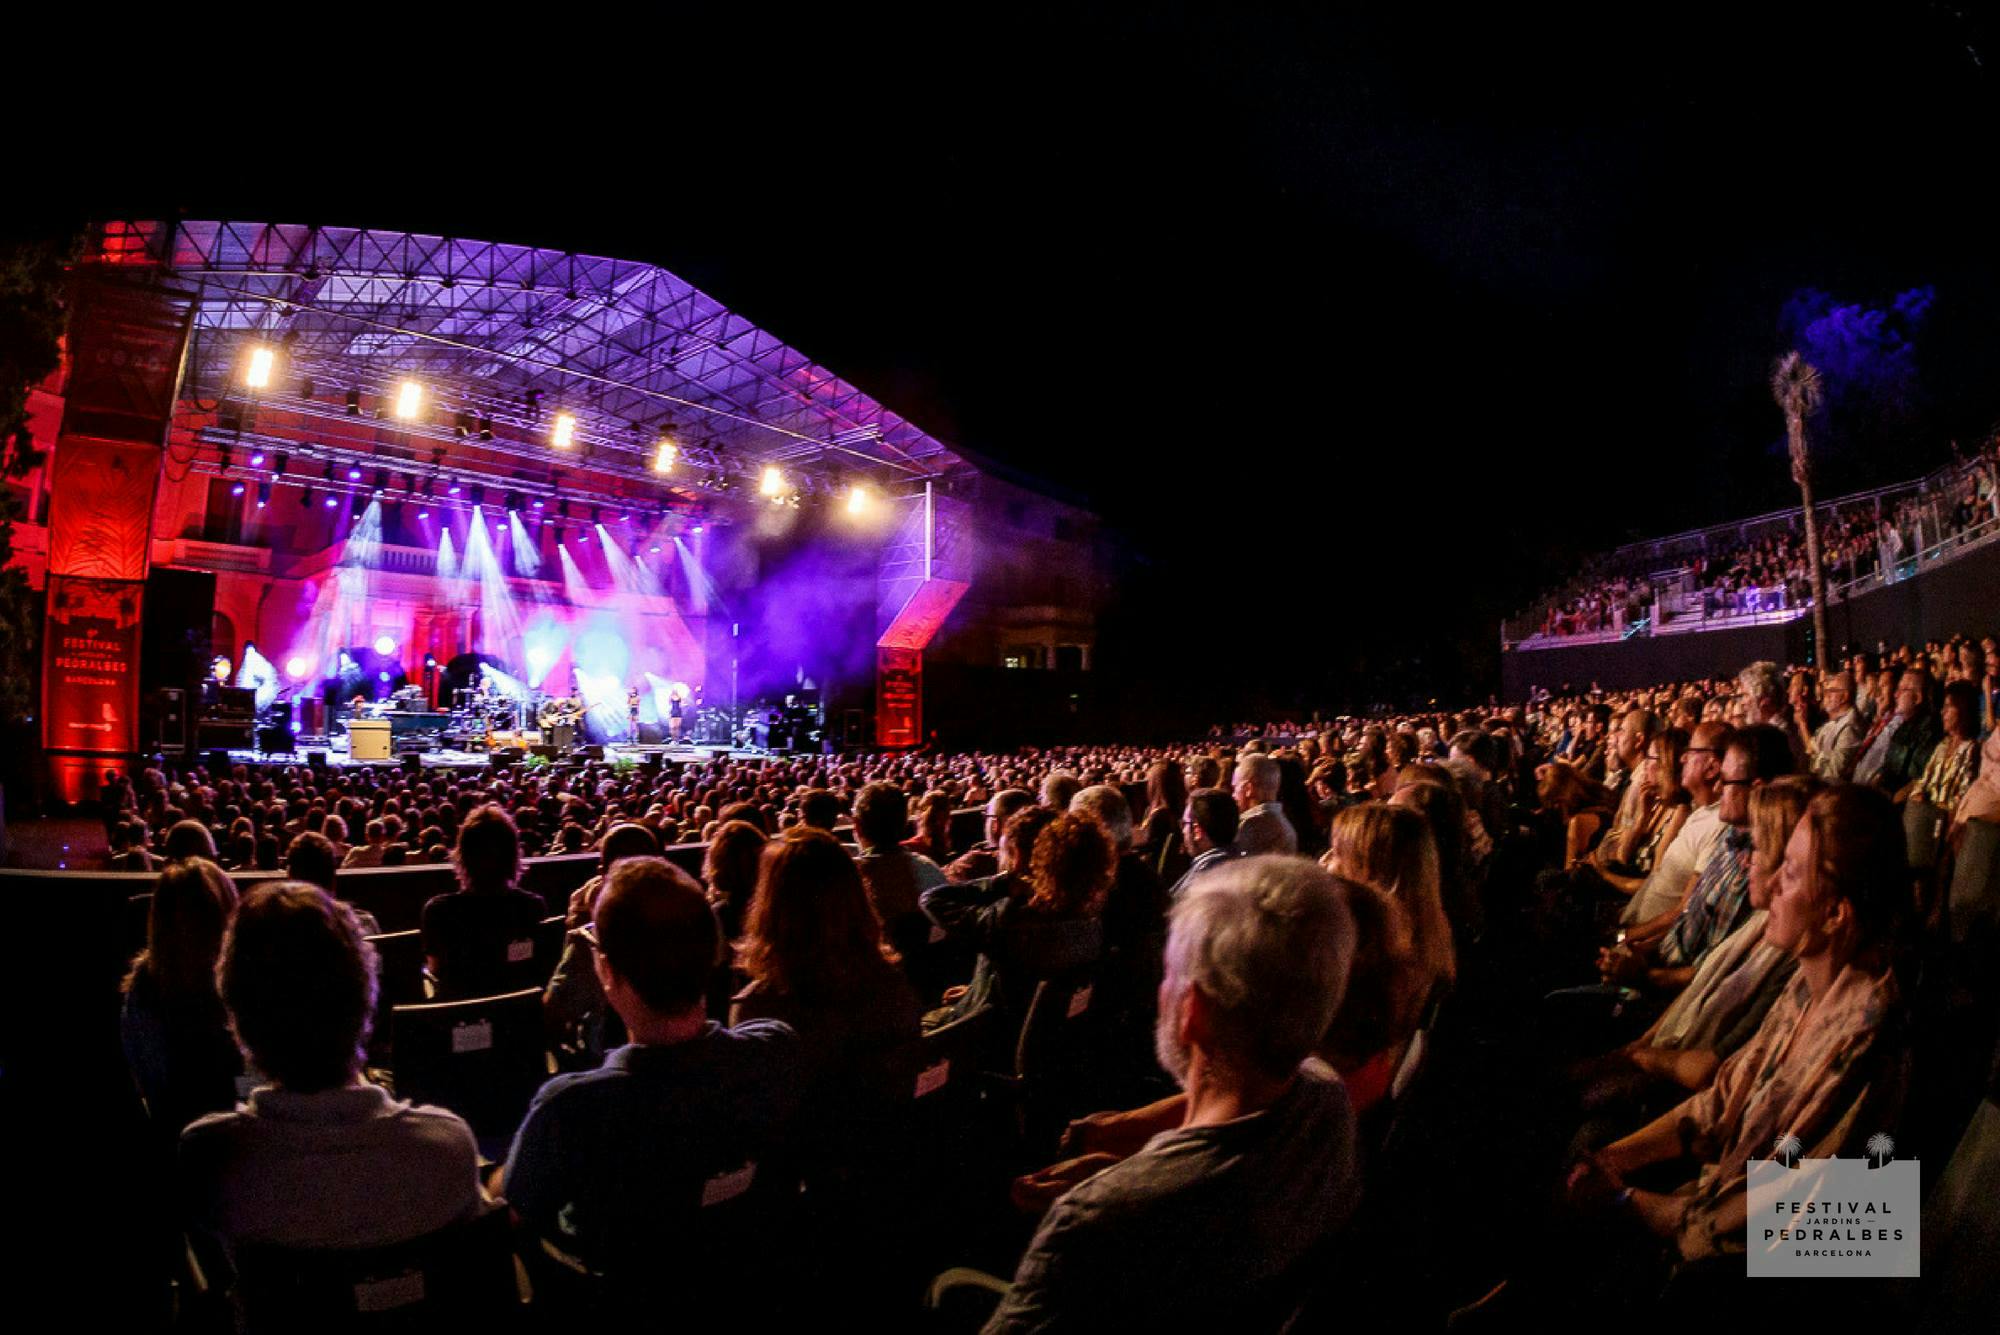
xmin=876 ymin=645 xmax=923 ymax=749
xmin=43 ymin=575 xmax=144 ymax=754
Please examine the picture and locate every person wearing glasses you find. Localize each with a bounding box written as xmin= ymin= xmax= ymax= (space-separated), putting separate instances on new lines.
xmin=1599 ymin=726 xmax=1795 ymax=999
xmin=1169 ymin=788 xmax=1241 ymax=901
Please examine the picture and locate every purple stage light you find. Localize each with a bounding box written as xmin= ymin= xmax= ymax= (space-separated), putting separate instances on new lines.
xmin=649 ymin=544 xmax=660 ymax=553
xmin=324 ymin=495 xmax=338 ymax=508
xmin=448 ymin=482 xmax=462 ymax=495
xmin=692 ymin=524 xmax=704 ymax=535
xmin=348 ymin=467 xmax=362 ymax=481
xmin=533 ymin=500 xmax=544 ymax=509
xmin=249 ymin=452 xmax=265 ymax=466
xmin=231 ymin=482 xmax=246 ymax=496
xmin=417 ymin=510 xmax=430 ymax=520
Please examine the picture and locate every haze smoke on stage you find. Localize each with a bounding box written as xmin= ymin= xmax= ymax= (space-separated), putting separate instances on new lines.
xmin=464 ymin=506 xmax=524 ymax=656
xmin=288 ymin=500 xmax=383 ymax=698
xmin=673 ymin=536 xmax=729 ymax=618
xmin=507 ymin=511 xmax=543 ymax=577
xmin=235 ymin=642 xmax=279 ymax=711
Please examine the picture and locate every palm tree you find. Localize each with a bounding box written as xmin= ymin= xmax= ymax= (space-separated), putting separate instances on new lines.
xmin=1865 ymin=1133 xmax=1896 ymax=1169
xmin=1773 ymin=352 xmax=1830 ymax=665
xmin=1773 ymin=1132 xmax=1803 ymax=1168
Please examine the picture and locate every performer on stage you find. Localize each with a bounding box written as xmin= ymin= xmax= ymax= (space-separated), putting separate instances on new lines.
xmin=668 ymin=690 xmax=685 ymax=743
xmin=627 ymin=684 xmax=642 ymax=738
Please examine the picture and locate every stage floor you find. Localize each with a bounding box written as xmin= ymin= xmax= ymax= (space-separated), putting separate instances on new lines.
xmin=209 ymin=740 xmax=778 ymax=770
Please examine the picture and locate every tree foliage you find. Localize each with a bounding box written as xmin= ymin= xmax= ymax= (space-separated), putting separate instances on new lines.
xmin=0 ymin=230 xmax=81 ymax=726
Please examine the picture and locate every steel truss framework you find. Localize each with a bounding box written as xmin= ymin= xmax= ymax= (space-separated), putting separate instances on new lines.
xmin=102 ymin=221 xmax=971 ymax=513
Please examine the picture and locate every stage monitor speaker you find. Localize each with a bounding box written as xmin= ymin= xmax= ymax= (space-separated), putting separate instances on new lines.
xmin=257 ymin=726 xmax=295 ymax=755
xmin=489 ymin=748 xmax=523 ymax=768
xmin=577 ymin=744 xmax=604 ymax=762
xmin=636 ymin=722 xmax=664 ymax=744
xmin=530 ymin=744 xmax=559 ymax=760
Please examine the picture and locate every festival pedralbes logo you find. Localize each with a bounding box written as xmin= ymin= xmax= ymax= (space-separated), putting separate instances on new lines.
xmin=1746 ymin=1133 xmax=1919 ymax=1277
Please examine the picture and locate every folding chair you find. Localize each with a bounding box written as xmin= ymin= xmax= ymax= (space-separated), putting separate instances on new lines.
xmin=390 ymin=988 xmax=548 ymax=1156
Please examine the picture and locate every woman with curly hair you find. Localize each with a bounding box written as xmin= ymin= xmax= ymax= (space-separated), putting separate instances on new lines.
xmin=921 ymin=809 xmax=1109 ymax=1031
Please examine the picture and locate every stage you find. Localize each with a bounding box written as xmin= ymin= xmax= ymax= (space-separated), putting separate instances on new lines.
xmin=207 ymin=739 xmax=785 ymax=771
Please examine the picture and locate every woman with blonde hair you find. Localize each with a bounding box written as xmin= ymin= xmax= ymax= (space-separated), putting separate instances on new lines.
xmin=1322 ymin=802 xmax=1454 ymax=1032
xmin=122 ymin=857 xmax=243 ymax=1139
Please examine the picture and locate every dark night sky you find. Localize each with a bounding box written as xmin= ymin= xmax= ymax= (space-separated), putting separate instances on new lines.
xmin=21 ymin=4 xmax=2000 ymax=710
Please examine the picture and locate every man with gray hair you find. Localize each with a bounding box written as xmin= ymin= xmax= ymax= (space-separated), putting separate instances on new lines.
xmin=984 ymin=856 xmax=1361 ymax=1333
xmin=1230 ymin=753 xmax=1297 ymax=855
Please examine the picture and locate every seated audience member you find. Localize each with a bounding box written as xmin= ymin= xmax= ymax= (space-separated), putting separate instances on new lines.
xmin=420 ymin=805 xmax=549 ymax=999
xmin=731 ymin=830 xmax=921 ymax=1180
xmin=283 ymin=830 xmax=382 ymax=935
xmin=1852 ymin=668 xmax=1940 ymax=794
xmin=123 ymin=858 xmax=243 ymax=1140
xmin=164 ymin=819 xmax=219 ymax=862
xmin=850 ymin=782 xmax=949 ymax=974
xmin=1170 ymin=788 xmax=1240 ymax=899
xmin=1599 ymin=725 xmax=1793 ymax=997
xmin=1580 ymin=777 xmax=1820 ymax=1122
xmin=180 ymin=883 xmax=485 ymax=1250
xmin=797 ymin=787 xmax=844 ymax=833
xmin=1564 ymin=786 xmax=1912 ymax=1267
xmin=340 ymin=819 xmax=391 ymax=869
xmin=108 ymin=820 xmax=158 ymax=872
xmin=1945 ymin=693 xmax=2000 ymax=847
xmin=984 ymin=856 xmax=1361 ymax=1332
xmin=903 ymin=789 xmax=957 ymax=864
xmin=545 ymin=822 xmax=664 ymax=1055
xmin=1616 ymin=722 xmax=1731 ymax=929
xmin=1804 ymin=670 xmax=1866 ymax=781
xmin=1231 ymin=753 xmax=1298 ymax=855
xmin=502 ymin=858 xmax=801 ymax=1275
xmin=1322 ymin=802 xmax=1455 ymax=1031
xmin=1137 ymin=758 xmax=1192 ymax=885
xmin=1388 ymin=767 xmax=1478 ymax=943
xmin=1903 ymin=679 xmax=1984 ymax=819
xmin=922 ymin=808 xmax=1104 ymax=1031
xmin=947 ymin=787 xmax=1036 ymax=882
xmin=1040 ymin=770 xmax=1083 ymax=814
xmin=702 ymin=819 xmax=768 ymax=945
xmin=1536 ymin=762 xmax=1618 ymax=871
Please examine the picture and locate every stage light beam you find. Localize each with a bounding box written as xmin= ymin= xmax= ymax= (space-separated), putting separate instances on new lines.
xmin=760 ymin=465 xmax=784 ymax=497
xmin=394 ymin=380 xmax=424 ymax=420
xmin=654 ymin=439 xmax=677 ymax=473
xmin=847 ymin=484 xmax=870 ymax=516
xmin=245 ymin=345 xmax=275 ymax=389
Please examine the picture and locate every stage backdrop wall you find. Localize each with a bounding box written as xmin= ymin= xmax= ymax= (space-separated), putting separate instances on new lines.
xmin=1501 ymin=537 xmax=2000 ymax=698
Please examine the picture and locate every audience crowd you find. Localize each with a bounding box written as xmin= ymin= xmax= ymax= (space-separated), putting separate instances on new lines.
xmin=89 ymin=622 xmax=2000 ymax=1328
xmin=1526 ymin=441 xmax=2000 ymax=638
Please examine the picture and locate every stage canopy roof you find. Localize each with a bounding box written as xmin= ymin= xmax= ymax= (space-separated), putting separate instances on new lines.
xmin=100 ymin=220 xmax=971 ymax=515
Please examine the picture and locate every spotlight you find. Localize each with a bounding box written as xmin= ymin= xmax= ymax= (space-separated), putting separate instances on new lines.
xmin=231 ymin=481 xmax=246 ymax=497
xmin=692 ymin=523 xmax=705 ymax=535
xmin=346 ymin=387 xmax=362 ymax=415
xmin=299 ymin=376 xmax=314 ymax=401
xmin=218 ymin=445 xmax=233 ymax=473
xmin=256 ymin=481 xmax=271 ymax=508
xmin=394 ymin=380 xmax=424 ymax=420
xmin=847 ymin=484 xmax=870 ymax=516
xmin=272 ymin=451 xmax=289 ymax=476
xmin=348 ymin=467 xmax=363 ymax=482
xmin=325 ymin=461 xmax=338 ymax=482
xmin=649 ymin=544 xmax=661 ymax=553
xmin=424 ymin=654 xmax=437 ymax=668
xmin=506 ymin=492 xmax=523 ymax=514
xmin=374 ymin=635 xmax=397 ymax=655
xmin=430 ymin=446 xmax=447 ymax=468
xmin=455 ymin=409 xmax=475 ymax=438
xmin=324 ymin=494 xmax=338 ymax=509
xmin=249 ymin=451 xmax=265 ymax=467
xmin=373 ymin=469 xmax=389 ymax=496
xmin=471 ymin=485 xmax=485 ymax=506
xmin=653 ymin=438 xmax=677 ymax=473
xmin=760 ymin=465 xmax=783 ymax=497
xmin=245 ymin=345 xmax=275 ymax=389
xmin=301 ymin=486 xmax=315 ymax=508
xmin=285 ymin=656 xmax=310 ymax=679
xmin=591 ymin=506 xmax=602 ymax=526
xmin=552 ymin=412 xmax=576 ymax=449
xmin=378 ymin=671 xmax=391 ymax=683
xmin=478 ymin=415 xmax=493 ymax=441
xmin=448 ymin=480 xmax=463 ymax=496
xmin=532 ymin=499 xmax=544 ymax=510
xmin=417 ymin=509 xmax=430 ymax=521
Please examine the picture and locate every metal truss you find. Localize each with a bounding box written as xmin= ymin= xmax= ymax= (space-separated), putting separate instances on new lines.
xmin=108 ymin=221 xmax=970 ymax=510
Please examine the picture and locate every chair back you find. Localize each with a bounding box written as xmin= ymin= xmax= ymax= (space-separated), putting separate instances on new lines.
xmin=230 ymin=1206 xmax=517 ymax=1333
xmin=390 ymin=987 xmax=547 ymax=1150
xmin=363 ymin=930 xmax=426 ymax=1065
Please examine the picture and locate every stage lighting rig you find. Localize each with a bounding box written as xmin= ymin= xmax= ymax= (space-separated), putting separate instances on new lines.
xmin=244 ymin=345 xmax=275 ymax=389
xmin=346 ymin=388 xmax=362 ymax=415
xmin=256 ymin=482 xmax=271 ymax=508
xmin=478 ymin=415 xmax=494 ymax=441
xmin=654 ymin=438 xmax=677 ymax=473
xmin=373 ymin=469 xmax=389 ymax=497
xmin=552 ymin=412 xmax=576 ymax=449
xmin=272 ymin=451 xmax=289 ymax=476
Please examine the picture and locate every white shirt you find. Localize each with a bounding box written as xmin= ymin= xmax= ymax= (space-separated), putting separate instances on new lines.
xmin=1622 ymin=802 xmax=1725 ymax=925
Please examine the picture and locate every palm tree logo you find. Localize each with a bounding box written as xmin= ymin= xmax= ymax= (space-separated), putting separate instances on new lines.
xmin=1773 ymin=1133 xmax=1803 ymax=1168
xmin=1865 ymin=1133 xmax=1895 ymax=1169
